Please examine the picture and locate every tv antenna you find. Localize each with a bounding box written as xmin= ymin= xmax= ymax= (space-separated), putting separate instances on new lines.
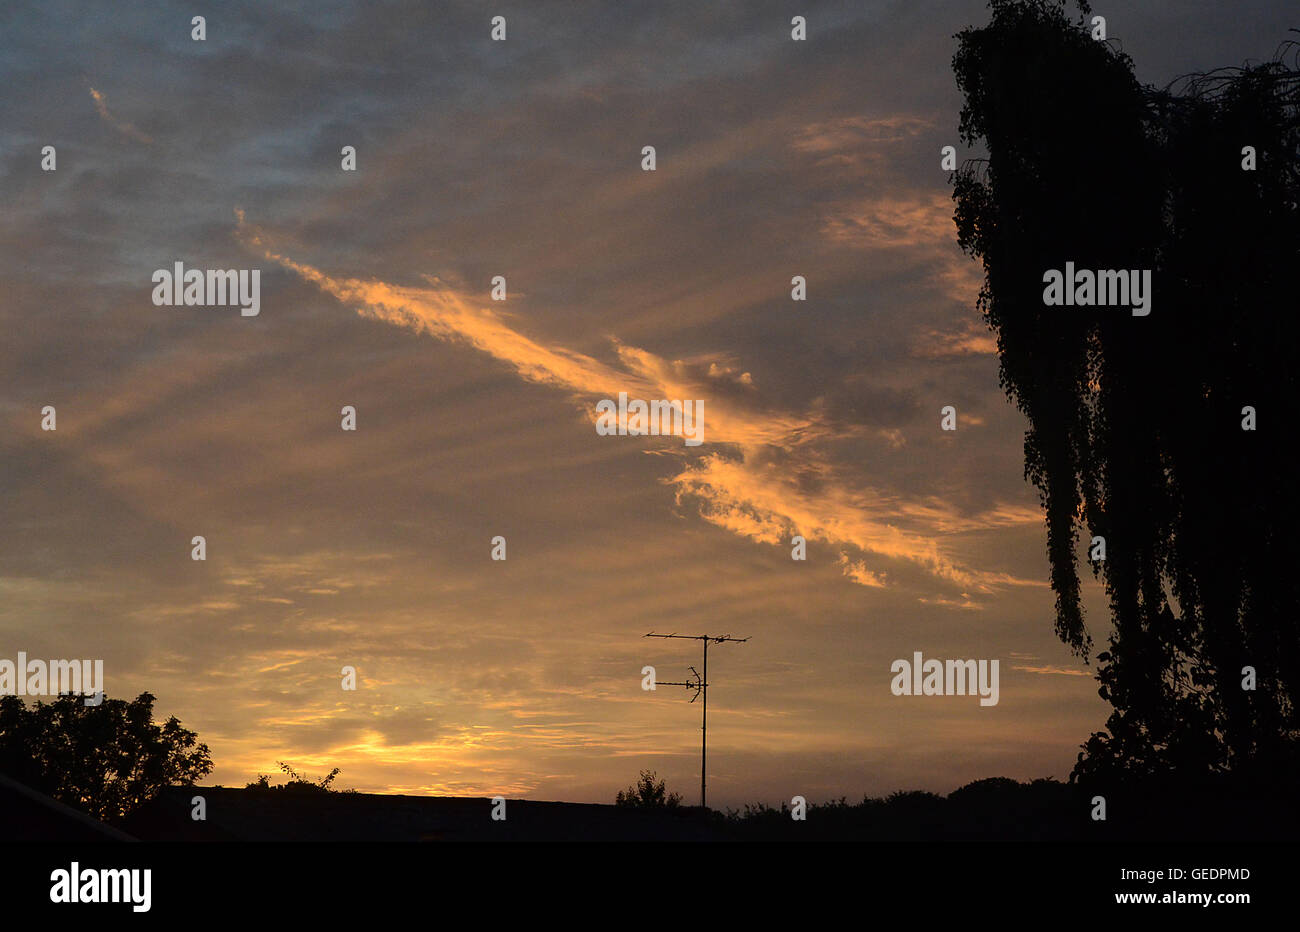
xmin=644 ymin=632 xmax=749 ymax=809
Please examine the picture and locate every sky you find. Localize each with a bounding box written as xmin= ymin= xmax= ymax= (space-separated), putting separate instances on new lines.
xmin=1 ymin=0 xmax=1293 ymax=808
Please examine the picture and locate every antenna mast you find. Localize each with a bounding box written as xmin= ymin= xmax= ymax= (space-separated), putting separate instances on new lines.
xmin=644 ymin=632 xmax=749 ymax=809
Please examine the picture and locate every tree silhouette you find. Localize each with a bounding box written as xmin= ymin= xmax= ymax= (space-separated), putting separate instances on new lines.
xmin=0 ymin=691 xmax=212 ymax=823
xmin=615 ymin=769 xmax=683 ymax=809
xmin=952 ymin=0 xmax=1300 ymax=781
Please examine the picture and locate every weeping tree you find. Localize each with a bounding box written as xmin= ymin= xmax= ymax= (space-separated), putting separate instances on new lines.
xmin=952 ymin=0 xmax=1300 ymax=781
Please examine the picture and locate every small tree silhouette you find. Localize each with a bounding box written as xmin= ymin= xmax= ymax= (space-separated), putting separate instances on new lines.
xmin=615 ymin=769 xmax=683 ymax=809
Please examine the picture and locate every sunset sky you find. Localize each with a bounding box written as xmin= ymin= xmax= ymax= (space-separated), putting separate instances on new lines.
xmin=1 ymin=0 xmax=1291 ymax=808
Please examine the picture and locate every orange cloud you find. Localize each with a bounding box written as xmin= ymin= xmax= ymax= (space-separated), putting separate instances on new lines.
xmin=88 ymin=87 xmax=152 ymax=143
xmin=241 ymin=216 xmax=1047 ymax=598
xmin=819 ymin=192 xmax=956 ymax=250
xmin=670 ymin=453 xmax=1045 ymax=594
xmin=915 ymin=317 xmax=998 ymax=358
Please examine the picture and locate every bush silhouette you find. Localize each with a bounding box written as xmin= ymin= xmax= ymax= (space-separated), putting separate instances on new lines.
xmin=615 ymin=769 xmax=683 ymax=809
xmin=244 ymin=761 xmax=354 ymax=794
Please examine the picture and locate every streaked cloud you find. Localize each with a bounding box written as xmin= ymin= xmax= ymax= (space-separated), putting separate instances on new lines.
xmin=242 ymin=217 xmax=1049 ymax=598
xmin=1013 ymin=665 xmax=1093 ymax=677
xmin=88 ymin=86 xmax=153 ymax=143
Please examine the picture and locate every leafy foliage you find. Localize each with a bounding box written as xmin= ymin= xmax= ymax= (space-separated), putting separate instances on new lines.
xmin=952 ymin=1 xmax=1300 ymax=779
xmin=0 ymin=691 xmax=212 ymax=823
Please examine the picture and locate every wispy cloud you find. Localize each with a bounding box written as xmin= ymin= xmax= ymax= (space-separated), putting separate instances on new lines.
xmin=669 ymin=452 xmax=1045 ymax=594
xmin=241 ymin=216 xmax=1047 ymax=598
xmin=88 ymin=87 xmax=153 ymax=144
xmin=1013 ymin=665 xmax=1093 ymax=677
xmin=915 ymin=316 xmax=998 ymax=358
